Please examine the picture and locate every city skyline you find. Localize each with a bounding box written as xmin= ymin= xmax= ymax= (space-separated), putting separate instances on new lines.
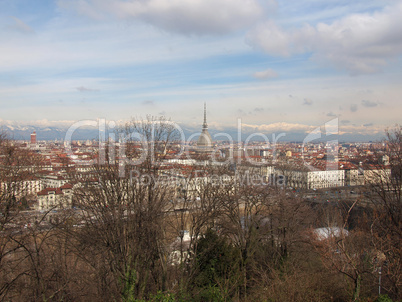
xmin=1 ymin=0 xmax=401 ymax=140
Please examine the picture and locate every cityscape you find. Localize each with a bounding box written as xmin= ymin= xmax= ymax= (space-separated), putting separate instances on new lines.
xmin=1 ymin=0 xmax=401 ymax=301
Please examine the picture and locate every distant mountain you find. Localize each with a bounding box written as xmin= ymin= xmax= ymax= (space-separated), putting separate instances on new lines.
xmin=1 ymin=123 xmax=385 ymax=143
xmin=1 ymin=124 xmax=100 ymax=141
xmin=177 ymin=125 xmax=384 ymax=143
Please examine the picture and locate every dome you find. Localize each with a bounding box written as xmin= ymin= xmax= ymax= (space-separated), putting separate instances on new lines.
xmin=197 ymin=130 xmax=212 ymax=148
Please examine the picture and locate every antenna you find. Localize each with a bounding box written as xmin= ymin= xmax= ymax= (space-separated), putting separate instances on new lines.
xmin=203 ymin=102 xmax=208 ymax=129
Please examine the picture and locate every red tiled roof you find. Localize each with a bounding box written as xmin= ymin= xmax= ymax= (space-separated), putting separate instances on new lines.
xmin=60 ymin=183 xmax=73 ymax=189
xmin=37 ymin=187 xmax=63 ymax=196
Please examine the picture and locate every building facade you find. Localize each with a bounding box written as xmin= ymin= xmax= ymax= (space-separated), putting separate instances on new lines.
xmin=36 ymin=183 xmax=73 ymax=210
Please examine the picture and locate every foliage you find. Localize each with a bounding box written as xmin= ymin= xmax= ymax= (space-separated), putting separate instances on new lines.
xmin=192 ymin=229 xmax=238 ymax=286
xmin=375 ymin=294 xmax=393 ymax=302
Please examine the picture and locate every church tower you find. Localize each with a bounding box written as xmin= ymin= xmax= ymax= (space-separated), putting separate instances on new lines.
xmin=197 ymin=103 xmax=212 ymax=151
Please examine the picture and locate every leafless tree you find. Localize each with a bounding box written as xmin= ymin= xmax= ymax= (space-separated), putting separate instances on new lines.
xmin=311 ymin=199 xmax=375 ymax=301
xmin=68 ymin=116 xmax=180 ymax=300
xmin=364 ymin=125 xmax=401 ymax=299
xmin=0 ymin=133 xmax=79 ymax=301
xmin=0 ymin=132 xmax=38 ymax=299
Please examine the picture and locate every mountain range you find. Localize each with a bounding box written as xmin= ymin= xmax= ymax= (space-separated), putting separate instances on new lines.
xmin=0 ymin=123 xmax=385 ymax=143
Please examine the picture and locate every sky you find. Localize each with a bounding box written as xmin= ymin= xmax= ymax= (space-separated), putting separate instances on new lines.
xmin=0 ymin=0 xmax=401 ymax=140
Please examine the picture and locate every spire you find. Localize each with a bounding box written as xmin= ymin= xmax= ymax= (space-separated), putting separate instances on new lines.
xmin=197 ymin=102 xmax=212 ymax=150
xmin=203 ymin=102 xmax=208 ymax=129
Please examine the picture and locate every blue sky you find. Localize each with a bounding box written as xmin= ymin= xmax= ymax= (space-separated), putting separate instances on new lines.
xmin=0 ymin=0 xmax=401 ymax=138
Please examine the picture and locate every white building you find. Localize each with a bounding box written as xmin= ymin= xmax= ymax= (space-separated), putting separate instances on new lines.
xmin=363 ymin=166 xmax=391 ymax=185
xmin=36 ymin=183 xmax=73 ymax=210
xmin=41 ymin=174 xmax=68 ymax=188
xmin=343 ymin=166 xmax=364 ymax=186
xmin=0 ymin=176 xmax=43 ymax=199
xmin=307 ymin=169 xmax=345 ymax=189
xmin=272 ymin=164 xmax=345 ymax=190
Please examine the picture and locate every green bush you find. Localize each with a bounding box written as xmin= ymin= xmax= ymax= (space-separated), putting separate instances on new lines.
xmin=375 ymin=294 xmax=393 ymax=302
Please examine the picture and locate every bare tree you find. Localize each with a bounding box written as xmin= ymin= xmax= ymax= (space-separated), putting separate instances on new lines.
xmin=364 ymin=125 xmax=401 ymax=299
xmin=311 ymin=199 xmax=375 ymax=302
xmin=0 ymin=133 xmax=78 ymax=301
xmin=68 ymin=116 xmax=180 ymax=300
xmin=0 ymin=133 xmax=39 ymax=299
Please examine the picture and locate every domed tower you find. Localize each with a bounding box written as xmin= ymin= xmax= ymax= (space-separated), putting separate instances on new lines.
xmin=197 ymin=103 xmax=212 ymax=151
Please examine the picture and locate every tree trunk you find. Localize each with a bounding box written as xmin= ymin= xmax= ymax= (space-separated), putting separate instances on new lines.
xmin=352 ymin=274 xmax=361 ymax=302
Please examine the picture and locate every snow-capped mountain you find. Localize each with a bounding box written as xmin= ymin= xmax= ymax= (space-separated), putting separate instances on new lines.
xmin=1 ymin=124 xmax=100 ymax=141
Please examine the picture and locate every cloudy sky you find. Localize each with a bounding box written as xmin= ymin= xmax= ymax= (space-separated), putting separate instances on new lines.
xmin=1 ymin=0 xmax=401 ymax=139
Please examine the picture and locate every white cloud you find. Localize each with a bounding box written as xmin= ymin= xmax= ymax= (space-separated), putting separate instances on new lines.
xmin=58 ymin=0 xmax=266 ymax=35
xmin=0 ymin=14 xmax=252 ymax=73
xmin=338 ymin=123 xmax=384 ymax=135
xmin=247 ymin=1 xmax=402 ymax=74
xmin=253 ymin=68 xmax=278 ymax=79
xmin=0 ymin=118 xmax=78 ymax=128
xmin=241 ymin=121 xmax=387 ymax=137
xmin=247 ymin=21 xmax=290 ymax=56
xmin=242 ymin=122 xmax=315 ymax=133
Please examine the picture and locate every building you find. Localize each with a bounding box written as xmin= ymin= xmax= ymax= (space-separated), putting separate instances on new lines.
xmin=341 ymin=163 xmax=364 ymax=186
xmin=31 ymin=131 xmax=37 ymax=144
xmin=40 ymin=173 xmax=68 ymax=188
xmin=36 ymin=183 xmax=73 ymax=210
xmin=0 ymin=176 xmax=43 ymax=199
xmin=196 ymin=103 xmax=213 ymax=152
xmin=363 ymin=165 xmax=391 ymax=185
xmin=306 ymin=169 xmax=345 ymax=189
xmin=272 ymin=163 xmax=345 ymax=189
